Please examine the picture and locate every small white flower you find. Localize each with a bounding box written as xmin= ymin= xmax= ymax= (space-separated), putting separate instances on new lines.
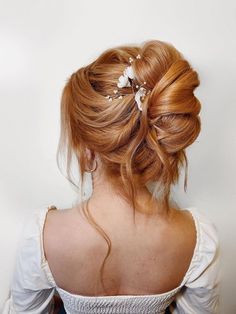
xmin=129 ymin=57 xmax=134 ymax=63
xmin=117 ymin=66 xmax=134 ymax=88
xmin=134 ymin=87 xmax=147 ymax=111
xmin=124 ymin=66 xmax=135 ymax=80
xmin=117 ymin=74 xmax=129 ymax=88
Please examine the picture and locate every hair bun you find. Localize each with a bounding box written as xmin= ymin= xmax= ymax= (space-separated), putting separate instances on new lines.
xmin=59 ymin=39 xmax=201 ymax=211
xmin=128 ymin=40 xmax=201 ymax=197
xmin=148 ymin=58 xmax=201 ymax=154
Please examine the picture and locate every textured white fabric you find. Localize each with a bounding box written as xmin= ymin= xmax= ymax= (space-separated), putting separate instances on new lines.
xmin=2 ymin=205 xmax=220 ymax=314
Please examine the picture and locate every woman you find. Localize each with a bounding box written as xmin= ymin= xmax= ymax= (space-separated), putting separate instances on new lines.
xmin=3 ymin=40 xmax=220 ymax=313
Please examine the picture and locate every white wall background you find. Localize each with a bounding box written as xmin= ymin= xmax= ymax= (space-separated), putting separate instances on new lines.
xmin=0 ymin=0 xmax=235 ymax=312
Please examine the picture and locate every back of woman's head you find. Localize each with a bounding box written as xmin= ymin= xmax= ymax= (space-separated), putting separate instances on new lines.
xmin=58 ymin=39 xmax=201 ymax=214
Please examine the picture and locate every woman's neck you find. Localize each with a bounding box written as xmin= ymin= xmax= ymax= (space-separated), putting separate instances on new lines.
xmin=86 ymin=172 xmax=169 ymax=219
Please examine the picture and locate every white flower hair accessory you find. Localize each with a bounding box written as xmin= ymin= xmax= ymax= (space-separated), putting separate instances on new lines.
xmin=117 ymin=66 xmax=135 ymax=88
xmin=105 ymin=54 xmax=149 ymax=111
xmin=134 ymin=87 xmax=147 ymax=111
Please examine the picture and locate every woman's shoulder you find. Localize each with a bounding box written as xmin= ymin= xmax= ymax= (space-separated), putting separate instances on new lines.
xmin=174 ymin=206 xmax=219 ymax=248
xmin=170 ymin=207 xmax=220 ymax=312
xmin=185 ymin=207 xmax=219 ymax=252
xmin=17 ymin=205 xmax=69 ymax=260
xmin=42 ymin=205 xmax=93 ymax=264
xmin=43 ymin=205 xmax=83 ymax=236
xmin=177 ymin=207 xmax=220 ymax=287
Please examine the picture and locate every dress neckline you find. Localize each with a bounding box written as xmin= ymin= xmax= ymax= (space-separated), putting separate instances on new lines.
xmin=40 ymin=205 xmax=200 ymax=299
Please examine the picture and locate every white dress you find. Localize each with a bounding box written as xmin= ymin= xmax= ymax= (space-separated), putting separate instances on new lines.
xmin=2 ymin=205 xmax=220 ymax=314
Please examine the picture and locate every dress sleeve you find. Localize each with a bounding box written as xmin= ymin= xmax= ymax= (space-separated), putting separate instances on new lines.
xmin=171 ymin=209 xmax=221 ymax=314
xmin=2 ymin=208 xmax=56 ymax=314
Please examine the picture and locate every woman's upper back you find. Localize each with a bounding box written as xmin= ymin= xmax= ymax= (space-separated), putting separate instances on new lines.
xmin=5 ymin=204 xmax=220 ymax=314
xmin=43 ymin=204 xmax=197 ymax=297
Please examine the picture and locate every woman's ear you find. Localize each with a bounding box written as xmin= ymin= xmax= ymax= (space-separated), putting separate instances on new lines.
xmin=85 ymin=147 xmax=91 ymax=160
xmin=85 ymin=147 xmax=96 ymax=162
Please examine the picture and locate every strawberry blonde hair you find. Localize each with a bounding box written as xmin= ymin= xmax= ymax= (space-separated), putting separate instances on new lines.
xmin=57 ymin=39 xmax=201 ymax=293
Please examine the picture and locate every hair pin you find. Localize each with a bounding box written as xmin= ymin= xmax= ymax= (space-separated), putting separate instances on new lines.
xmin=105 ymin=56 xmax=148 ymax=111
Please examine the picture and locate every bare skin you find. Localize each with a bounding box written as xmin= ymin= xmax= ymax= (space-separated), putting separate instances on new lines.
xmin=43 ymin=153 xmax=196 ymax=296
